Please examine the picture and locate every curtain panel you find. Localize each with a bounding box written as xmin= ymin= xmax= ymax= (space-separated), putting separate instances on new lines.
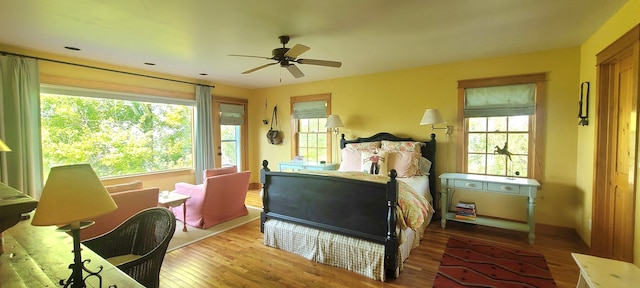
xmin=0 ymin=55 xmax=43 ymax=198
xmin=194 ymin=85 xmax=214 ymax=184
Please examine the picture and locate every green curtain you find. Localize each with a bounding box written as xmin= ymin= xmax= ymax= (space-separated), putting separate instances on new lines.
xmin=194 ymin=85 xmax=214 ymax=184
xmin=0 ymin=55 xmax=43 ymax=198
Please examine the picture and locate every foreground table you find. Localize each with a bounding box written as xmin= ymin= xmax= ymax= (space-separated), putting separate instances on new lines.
xmin=0 ymin=214 xmax=144 ymax=287
xmin=571 ymin=253 xmax=640 ymax=288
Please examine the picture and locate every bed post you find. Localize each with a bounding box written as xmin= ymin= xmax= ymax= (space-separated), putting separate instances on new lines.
xmin=385 ymin=169 xmax=399 ymax=278
xmin=260 ymin=160 xmax=270 ymax=233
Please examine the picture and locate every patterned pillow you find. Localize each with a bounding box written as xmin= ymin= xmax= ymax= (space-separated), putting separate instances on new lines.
xmin=381 ymin=140 xmax=425 ymax=152
xmin=361 ymin=150 xmax=389 ymax=175
xmin=345 ymin=141 xmax=381 ymax=150
xmin=387 ymin=150 xmax=421 ymax=178
xmin=418 ymin=157 xmax=432 ymax=175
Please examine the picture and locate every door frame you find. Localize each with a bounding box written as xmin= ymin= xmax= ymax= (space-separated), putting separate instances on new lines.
xmin=212 ymin=96 xmax=248 ymax=170
xmin=592 ymin=24 xmax=639 ymax=261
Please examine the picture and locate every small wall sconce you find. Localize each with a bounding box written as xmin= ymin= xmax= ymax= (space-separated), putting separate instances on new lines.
xmin=578 ymin=81 xmax=589 ymax=126
xmin=326 ymin=114 xmax=344 ymax=135
xmin=420 ymin=108 xmax=453 ymax=134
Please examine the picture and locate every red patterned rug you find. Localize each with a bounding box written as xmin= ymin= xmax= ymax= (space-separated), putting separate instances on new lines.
xmin=434 ymin=237 xmax=557 ymax=287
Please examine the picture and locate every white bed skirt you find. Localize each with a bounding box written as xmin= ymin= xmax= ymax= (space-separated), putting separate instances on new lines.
xmin=263 ymin=213 xmax=431 ymax=281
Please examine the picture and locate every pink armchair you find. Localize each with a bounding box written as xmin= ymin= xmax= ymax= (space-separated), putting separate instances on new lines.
xmin=172 ymin=166 xmax=251 ymax=229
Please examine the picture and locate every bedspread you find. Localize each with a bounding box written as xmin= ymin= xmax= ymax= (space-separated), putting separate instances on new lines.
xmin=298 ymin=170 xmax=435 ymax=232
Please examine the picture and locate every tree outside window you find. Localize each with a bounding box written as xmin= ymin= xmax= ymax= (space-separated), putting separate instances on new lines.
xmin=41 ymin=89 xmax=194 ymax=178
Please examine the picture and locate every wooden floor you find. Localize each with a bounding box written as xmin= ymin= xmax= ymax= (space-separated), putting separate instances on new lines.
xmin=160 ymin=189 xmax=589 ymax=287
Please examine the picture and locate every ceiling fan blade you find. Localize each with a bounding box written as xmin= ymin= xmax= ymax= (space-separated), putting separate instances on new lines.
xmin=229 ymin=54 xmax=272 ymax=60
xmin=285 ymin=64 xmax=305 ymax=78
xmin=284 ymin=44 xmax=310 ymax=59
xmin=242 ymin=62 xmax=278 ymax=74
xmin=297 ymin=58 xmax=342 ymax=68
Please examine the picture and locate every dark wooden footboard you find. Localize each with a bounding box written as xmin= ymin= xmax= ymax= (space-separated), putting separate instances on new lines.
xmin=260 ymin=160 xmax=400 ymax=278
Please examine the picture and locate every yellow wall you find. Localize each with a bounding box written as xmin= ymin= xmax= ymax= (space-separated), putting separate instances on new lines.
xmin=577 ymin=0 xmax=640 ymax=260
xmin=250 ymin=47 xmax=581 ymax=228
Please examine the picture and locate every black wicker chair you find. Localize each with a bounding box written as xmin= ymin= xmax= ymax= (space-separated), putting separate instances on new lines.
xmin=82 ymin=207 xmax=176 ymax=288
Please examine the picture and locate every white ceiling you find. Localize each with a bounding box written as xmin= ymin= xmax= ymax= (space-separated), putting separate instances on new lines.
xmin=0 ymin=0 xmax=628 ymax=89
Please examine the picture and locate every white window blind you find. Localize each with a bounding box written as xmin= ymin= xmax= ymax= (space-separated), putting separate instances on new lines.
xmin=219 ymin=103 xmax=244 ymax=125
xmin=464 ymin=83 xmax=536 ymax=117
xmin=292 ymin=100 xmax=327 ymax=119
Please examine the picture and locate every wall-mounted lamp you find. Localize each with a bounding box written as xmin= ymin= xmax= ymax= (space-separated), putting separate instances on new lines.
xmin=326 ymin=114 xmax=344 ymax=135
xmin=578 ymin=81 xmax=589 ymax=126
xmin=420 ymin=108 xmax=452 ymax=134
xmin=326 ymin=115 xmax=344 ymax=163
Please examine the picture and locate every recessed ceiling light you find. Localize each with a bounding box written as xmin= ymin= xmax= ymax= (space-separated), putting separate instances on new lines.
xmin=199 ymin=73 xmax=208 ymax=76
xmin=144 ymin=62 xmax=156 ymax=66
xmin=64 ymin=46 xmax=81 ymax=51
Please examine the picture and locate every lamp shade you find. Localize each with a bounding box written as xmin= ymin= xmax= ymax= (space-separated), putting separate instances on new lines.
xmin=0 ymin=139 xmax=10 ymax=151
xmin=326 ymin=114 xmax=344 ymax=128
xmin=32 ymin=164 xmax=117 ymax=226
xmin=420 ymin=108 xmax=446 ymax=125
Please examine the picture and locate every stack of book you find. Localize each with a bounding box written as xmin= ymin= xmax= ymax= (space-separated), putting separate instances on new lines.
xmin=455 ymin=202 xmax=476 ymax=221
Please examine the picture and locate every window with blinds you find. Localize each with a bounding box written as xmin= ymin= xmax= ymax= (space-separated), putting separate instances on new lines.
xmin=457 ymin=74 xmax=545 ymax=180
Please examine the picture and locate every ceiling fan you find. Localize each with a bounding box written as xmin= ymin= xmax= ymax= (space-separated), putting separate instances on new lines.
xmin=230 ymin=35 xmax=342 ymax=78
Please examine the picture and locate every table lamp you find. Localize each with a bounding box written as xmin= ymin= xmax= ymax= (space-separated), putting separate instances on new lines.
xmin=32 ymin=164 xmax=117 ymax=288
xmin=420 ymin=108 xmax=453 ymax=135
xmin=326 ymin=114 xmax=344 ymax=163
xmin=0 ymin=139 xmax=10 ymax=151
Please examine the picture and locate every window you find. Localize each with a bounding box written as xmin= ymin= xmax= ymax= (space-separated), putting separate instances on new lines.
xmin=290 ymin=94 xmax=332 ymax=163
xmin=220 ymin=125 xmax=241 ymax=167
xmin=457 ymin=74 xmax=545 ymax=181
xmin=40 ymin=85 xmax=194 ymax=178
xmin=214 ymin=100 xmax=247 ymax=171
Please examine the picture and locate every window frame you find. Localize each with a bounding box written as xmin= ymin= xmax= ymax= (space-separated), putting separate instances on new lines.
xmin=457 ymin=73 xmax=546 ymax=182
xmin=290 ymin=94 xmax=332 ymax=162
xmin=40 ymin=84 xmax=196 ymax=178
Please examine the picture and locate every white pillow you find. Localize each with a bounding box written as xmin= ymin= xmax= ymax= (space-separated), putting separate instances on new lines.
xmin=361 ymin=150 xmax=388 ymax=175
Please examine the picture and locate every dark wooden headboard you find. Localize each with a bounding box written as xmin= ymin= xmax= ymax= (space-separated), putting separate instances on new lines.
xmin=339 ymin=132 xmax=437 ymax=202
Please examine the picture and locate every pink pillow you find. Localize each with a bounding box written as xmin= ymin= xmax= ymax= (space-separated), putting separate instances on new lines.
xmin=387 ymin=151 xmax=420 ymax=178
xmin=204 ymin=166 xmax=237 ymax=178
xmin=339 ymin=147 xmax=363 ymax=171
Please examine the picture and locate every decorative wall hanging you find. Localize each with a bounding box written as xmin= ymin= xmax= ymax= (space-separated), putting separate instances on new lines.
xmin=266 ymin=106 xmax=282 ymax=145
xmin=578 ymin=81 xmax=589 ymax=126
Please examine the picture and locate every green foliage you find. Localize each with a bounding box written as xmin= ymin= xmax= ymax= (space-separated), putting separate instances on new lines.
xmin=41 ymin=94 xmax=193 ymax=178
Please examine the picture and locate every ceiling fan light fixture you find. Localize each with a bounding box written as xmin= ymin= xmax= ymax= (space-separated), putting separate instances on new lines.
xmin=230 ymin=35 xmax=342 ymax=79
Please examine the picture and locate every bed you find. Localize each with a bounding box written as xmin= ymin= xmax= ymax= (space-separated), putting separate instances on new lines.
xmin=259 ymin=132 xmax=437 ymax=281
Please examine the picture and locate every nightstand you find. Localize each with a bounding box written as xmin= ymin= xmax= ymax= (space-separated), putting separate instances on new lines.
xmin=278 ymin=161 xmax=338 ymax=172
